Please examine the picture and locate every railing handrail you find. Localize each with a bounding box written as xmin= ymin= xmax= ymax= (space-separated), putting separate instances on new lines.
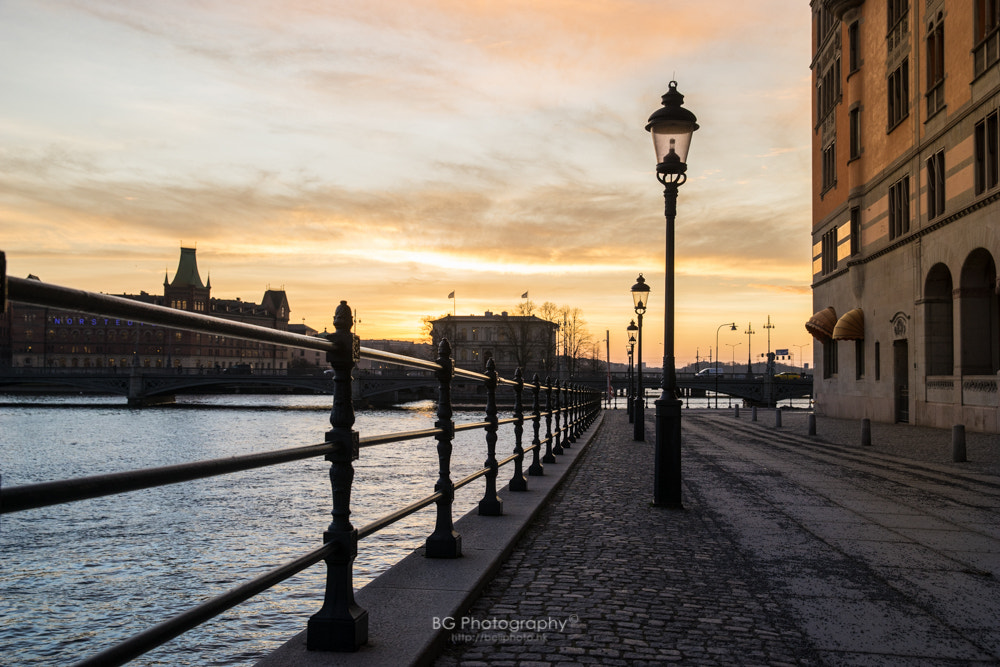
xmin=1 ymin=254 xmax=602 ymax=666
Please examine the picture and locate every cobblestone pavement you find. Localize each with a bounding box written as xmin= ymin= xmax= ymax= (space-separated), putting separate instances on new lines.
xmin=434 ymin=409 xmax=1000 ymax=666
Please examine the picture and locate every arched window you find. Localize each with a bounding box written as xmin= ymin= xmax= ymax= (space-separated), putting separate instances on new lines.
xmin=924 ymin=263 xmax=954 ymax=375
xmin=959 ymin=248 xmax=999 ymax=374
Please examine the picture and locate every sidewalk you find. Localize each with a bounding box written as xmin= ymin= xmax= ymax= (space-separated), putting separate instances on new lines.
xmin=435 ymin=409 xmax=1000 ymax=666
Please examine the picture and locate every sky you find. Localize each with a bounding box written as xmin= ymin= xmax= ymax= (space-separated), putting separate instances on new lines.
xmin=0 ymin=0 xmax=814 ymax=368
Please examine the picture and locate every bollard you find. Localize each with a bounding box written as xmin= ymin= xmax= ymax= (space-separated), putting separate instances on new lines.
xmin=734 ymin=405 xmax=740 ymax=418
xmin=861 ymin=418 xmax=871 ymax=446
xmin=808 ymin=413 xmax=816 ymax=436
xmin=775 ymin=409 xmax=782 ymax=428
xmin=751 ymin=406 xmax=757 ymax=422
xmin=953 ymin=424 xmax=967 ymax=462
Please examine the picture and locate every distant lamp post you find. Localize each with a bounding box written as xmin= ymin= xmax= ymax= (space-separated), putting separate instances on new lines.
xmin=631 ymin=275 xmax=650 ymax=441
xmin=627 ymin=320 xmax=638 ymax=423
xmin=646 ymin=80 xmax=698 ymax=508
xmin=745 ymin=322 xmax=755 ymax=375
xmin=715 ymin=322 xmax=737 ymax=408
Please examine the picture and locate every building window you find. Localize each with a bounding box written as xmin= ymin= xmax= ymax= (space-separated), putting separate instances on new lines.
xmin=822 ymin=228 xmax=838 ymax=274
xmin=855 ymin=340 xmax=865 ymax=379
xmin=849 ymin=106 xmax=861 ymax=159
xmin=850 ymin=207 xmax=861 ymax=255
xmin=926 ymin=15 xmax=945 ymax=117
xmin=975 ymin=0 xmax=1000 ymax=76
xmin=889 ymin=176 xmax=910 ymax=240
xmin=848 ymin=20 xmax=861 ymax=72
xmin=822 ymin=142 xmax=837 ymax=192
xmin=823 ymin=340 xmax=838 ymax=378
xmin=817 ymin=56 xmax=842 ymax=124
xmin=927 ymin=150 xmax=945 ymax=220
xmin=974 ymin=110 xmax=1000 ymax=195
xmin=888 ymin=59 xmax=909 ymax=130
xmin=887 ymin=0 xmax=909 ymax=52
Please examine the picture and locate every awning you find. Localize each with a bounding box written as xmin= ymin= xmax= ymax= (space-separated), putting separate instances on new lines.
xmin=805 ymin=306 xmax=837 ymax=341
xmin=833 ymin=308 xmax=864 ymax=340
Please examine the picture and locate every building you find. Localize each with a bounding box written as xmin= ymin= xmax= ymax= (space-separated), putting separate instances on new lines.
xmin=3 ymin=247 xmax=292 ymax=372
xmin=809 ymin=0 xmax=1000 ymax=431
xmin=429 ymin=312 xmax=559 ymax=379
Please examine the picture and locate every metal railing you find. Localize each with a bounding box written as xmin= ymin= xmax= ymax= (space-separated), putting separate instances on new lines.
xmin=0 ymin=253 xmax=601 ymax=665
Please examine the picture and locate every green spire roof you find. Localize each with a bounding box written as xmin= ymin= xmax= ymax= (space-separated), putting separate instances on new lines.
xmin=170 ymin=247 xmax=205 ymax=288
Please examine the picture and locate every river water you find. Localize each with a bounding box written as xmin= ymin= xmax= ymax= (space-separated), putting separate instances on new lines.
xmin=0 ymin=394 xmax=503 ymax=666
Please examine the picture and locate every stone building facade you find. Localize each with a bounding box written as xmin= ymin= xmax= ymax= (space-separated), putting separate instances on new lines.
xmin=2 ymin=247 xmax=291 ymax=372
xmin=429 ymin=312 xmax=559 ymax=379
xmin=810 ymin=0 xmax=1000 ymax=431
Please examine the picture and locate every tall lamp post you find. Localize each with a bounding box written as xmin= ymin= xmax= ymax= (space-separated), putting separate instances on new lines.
xmin=745 ymin=322 xmax=755 ymax=375
xmin=627 ymin=320 xmax=638 ymax=423
xmin=631 ymin=275 xmax=650 ymax=441
xmin=715 ymin=322 xmax=737 ymax=408
xmin=646 ymin=80 xmax=698 ymax=507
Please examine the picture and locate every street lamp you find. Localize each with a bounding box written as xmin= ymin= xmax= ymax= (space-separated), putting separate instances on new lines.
xmin=745 ymin=322 xmax=755 ymax=375
xmin=646 ymin=80 xmax=698 ymax=508
xmin=630 ymin=275 xmax=650 ymax=441
xmin=627 ymin=320 xmax=638 ymax=423
xmin=715 ymin=322 xmax=737 ymax=408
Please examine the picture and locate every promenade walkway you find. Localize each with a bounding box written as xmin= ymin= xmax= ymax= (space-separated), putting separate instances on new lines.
xmin=435 ymin=409 xmax=1000 ymax=666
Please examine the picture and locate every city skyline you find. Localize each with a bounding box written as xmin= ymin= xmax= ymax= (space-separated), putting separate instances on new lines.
xmin=1 ymin=1 xmax=813 ymax=366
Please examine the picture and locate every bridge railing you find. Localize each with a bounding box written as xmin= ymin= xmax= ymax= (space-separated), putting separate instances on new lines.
xmin=0 ymin=254 xmax=602 ymax=665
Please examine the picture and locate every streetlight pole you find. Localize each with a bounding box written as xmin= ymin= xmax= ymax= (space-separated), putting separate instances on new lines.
xmin=627 ymin=321 xmax=637 ymax=423
xmin=646 ymin=81 xmax=698 ymax=508
xmin=715 ymin=322 xmax=736 ymax=409
xmin=745 ymin=322 xmax=755 ymax=376
xmin=631 ymin=275 xmax=650 ymax=442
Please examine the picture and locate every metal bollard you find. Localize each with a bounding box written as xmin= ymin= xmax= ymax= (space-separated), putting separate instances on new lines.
xmin=861 ymin=418 xmax=871 ymax=446
xmin=953 ymin=424 xmax=967 ymax=462
xmin=808 ymin=413 xmax=816 ymax=436
xmin=774 ymin=409 xmax=782 ymax=428
xmin=751 ymin=406 xmax=757 ymax=422
xmin=734 ymin=405 xmax=740 ymax=418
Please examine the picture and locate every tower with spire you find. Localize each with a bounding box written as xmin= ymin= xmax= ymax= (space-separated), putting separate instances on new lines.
xmin=164 ymin=247 xmax=210 ymax=312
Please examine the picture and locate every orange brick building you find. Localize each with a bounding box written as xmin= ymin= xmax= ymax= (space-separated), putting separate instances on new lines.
xmin=810 ymin=0 xmax=1000 ymax=431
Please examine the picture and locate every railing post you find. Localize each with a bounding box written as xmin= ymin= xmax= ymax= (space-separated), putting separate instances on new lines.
xmin=553 ymin=380 xmax=564 ymax=455
xmin=478 ymin=358 xmax=503 ymax=515
xmin=509 ymin=368 xmax=528 ymax=491
xmin=528 ymin=374 xmax=544 ymax=476
xmin=563 ymin=382 xmax=577 ymax=449
xmin=425 ymin=339 xmax=461 ymax=558
xmin=307 ymin=300 xmax=368 ymax=652
xmin=542 ymin=377 xmax=556 ymax=463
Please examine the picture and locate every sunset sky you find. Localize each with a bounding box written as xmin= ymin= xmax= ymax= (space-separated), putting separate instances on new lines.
xmin=1 ymin=0 xmax=814 ymax=368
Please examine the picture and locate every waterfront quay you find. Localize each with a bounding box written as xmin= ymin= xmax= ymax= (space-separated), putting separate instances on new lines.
xmin=261 ymin=408 xmax=999 ymax=666
xmin=433 ymin=409 xmax=1000 ymax=666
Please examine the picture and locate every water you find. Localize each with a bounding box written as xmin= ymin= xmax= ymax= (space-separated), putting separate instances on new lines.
xmin=0 ymin=395 xmax=503 ymax=666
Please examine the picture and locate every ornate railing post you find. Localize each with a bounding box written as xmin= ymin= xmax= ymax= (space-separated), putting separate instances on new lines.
xmin=509 ymin=368 xmax=528 ymax=491
xmin=527 ymin=373 xmax=544 ymax=476
xmin=563 ymin=383 xmax=575 ymax=447
xmin=425 ymin=339 xmax=461 ymax=558
xmin=307 ymin=301 xmax=368 ymax=652
xmin=542 ymin=377 xmax=556 ymax=464
xmin=553 ymin=380 xmax=564 ymax=455
xmin=478 ymin=358 xmax=503 ymax=515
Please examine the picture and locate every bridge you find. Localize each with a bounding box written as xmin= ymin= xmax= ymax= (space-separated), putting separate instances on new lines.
xmin=0 ymin=367 xmax=811 ymax=407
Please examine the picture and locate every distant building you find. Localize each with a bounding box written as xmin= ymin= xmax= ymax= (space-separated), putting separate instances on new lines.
xmin=429 ymin=312 xmax=559 ymax=379
xmin=810 ymin=0 xmax=1000 ymax=431
xmin=2 ymin=247 xmax=292 ymax=372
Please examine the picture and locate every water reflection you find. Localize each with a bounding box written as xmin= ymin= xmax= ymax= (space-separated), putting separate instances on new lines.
xmin=0 ymin=395 xmax=488 ymax=666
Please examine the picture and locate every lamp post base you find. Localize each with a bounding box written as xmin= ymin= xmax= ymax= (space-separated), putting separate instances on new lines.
xmin=633 ymin=396 xmax=645 ymax=441
xmin=653 ymin=394 xmax=683 ymax=508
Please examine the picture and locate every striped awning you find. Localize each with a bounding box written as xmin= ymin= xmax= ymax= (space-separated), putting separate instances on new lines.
xmin=833 ymin=308 xmax=864 ymax=340
xmin=805 ymin=306 xmax=837 ymax=341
